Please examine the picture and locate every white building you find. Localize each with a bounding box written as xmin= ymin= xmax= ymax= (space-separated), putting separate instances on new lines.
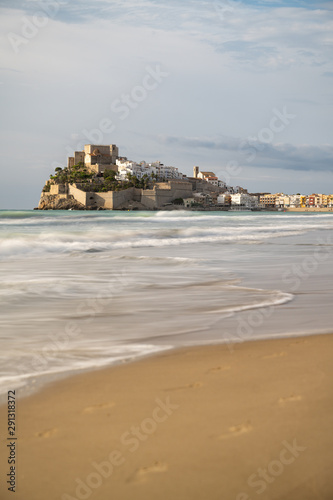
xmin=217 ymin=193 xmax=231 ymax=205
xmin=183 ymin=197 xmax=195 ymax=207
xmin=275 ymin=194 xmax=290 ymax=208
xmin=197 ymin=171 xmax=219 ymax=186
xmin=115 ymin=159 xmax=181 ymax=181
xmin=289 ymin=194 xmax=302 ymax=208
xmin=231 ymin=193 xmax=258 ymax=208
xmin=151 ymin=162 xmax=181 ymax=180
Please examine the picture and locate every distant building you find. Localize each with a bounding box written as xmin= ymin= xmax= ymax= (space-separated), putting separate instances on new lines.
xmin=275 ymin=194 xmax=290 ymax=208
xmin=197 ymin=171 xmax=216 ymax=181
xmin=217 ymin=193 xmax=231 ymax=206
xmin=183 ymin=197 xmax=195 ymax=208
xmin=289 ymin=194 xmax=302 ymax=208
xmin=259 ymin=193 xmax=277 ymax=208
xmin=231 ymin=193 xmax=258 ymax=208
xmin=116 ymin=159 xmax=181 ymax=181
xmin=67 ymin=144 xmax=119 ymax=174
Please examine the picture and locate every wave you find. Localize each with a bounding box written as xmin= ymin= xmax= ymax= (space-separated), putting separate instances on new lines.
xmin=2 ymin=216 xmax=333 ymax=259
xmin=0 ymin=230 xmax=309 ymax=258
xmin=1 ymin=209 xmax=333 ymax=225
xmin=209 ymin=289 xmax=294 ymax=314
xmin=0 ymin=344 xmax=172 ymax=398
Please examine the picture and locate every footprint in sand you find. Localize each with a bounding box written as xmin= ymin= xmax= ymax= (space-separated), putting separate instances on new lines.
xmin=262 ymin=351 xmax=287 ymax=359
xmin=289 ymin=339 xmax=309 ymax=346
xmin=207 ymin=365 xmax=231 ymax=374
xmin=278 ymin=394 xmax=302 ymax=405
xmin=83 ymin=402 xmax=115 ymax=414
xmin=36 ymin=428 xmax=58 ymax=438
xmin=218 ymin=422 xmax=252 ymax=440
xmin=164 ymin=382 xmax=203 ymax=392
xmin=128 ymin=462 xmax=168 ymax=484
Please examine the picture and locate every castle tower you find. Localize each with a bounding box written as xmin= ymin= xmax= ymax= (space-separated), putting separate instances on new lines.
xmin=193 ymin=166 xmax=199 ymax=178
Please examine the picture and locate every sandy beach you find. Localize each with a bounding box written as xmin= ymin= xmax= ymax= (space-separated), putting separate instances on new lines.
xmin=0 ymin=333 xmax=332 ymax=500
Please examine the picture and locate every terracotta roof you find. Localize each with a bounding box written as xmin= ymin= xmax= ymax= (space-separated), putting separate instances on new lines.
xmin=200 ymin=171 xmax=216 ymax=177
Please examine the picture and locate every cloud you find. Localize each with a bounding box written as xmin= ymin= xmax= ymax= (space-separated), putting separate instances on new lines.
xmin=157 ymin=135 xmax=333 ymax=172
xmin=0 ymin=0 xmax=332 ymax=205
xmin=2 ymin=0 xmax=332 ymax=72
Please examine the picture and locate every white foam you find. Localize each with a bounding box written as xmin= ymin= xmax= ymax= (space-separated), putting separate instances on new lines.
xmin=0 ymin=344 xmax=172 ymax=397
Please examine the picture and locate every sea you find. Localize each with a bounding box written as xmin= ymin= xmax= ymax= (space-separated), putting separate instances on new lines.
xmin=0 ymin=209 xmax=333 ymax=401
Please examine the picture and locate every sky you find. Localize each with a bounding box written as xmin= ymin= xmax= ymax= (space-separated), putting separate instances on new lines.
xmin=0 ymin=0 xmax=333 ymax=208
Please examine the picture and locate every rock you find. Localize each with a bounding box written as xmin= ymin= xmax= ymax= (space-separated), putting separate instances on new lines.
xmin=37 ymin=193 xmax=85 ymax=211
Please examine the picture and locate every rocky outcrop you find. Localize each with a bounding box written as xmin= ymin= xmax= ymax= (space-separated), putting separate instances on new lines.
xmin=38 ymin=194 xmax=86 ymax=210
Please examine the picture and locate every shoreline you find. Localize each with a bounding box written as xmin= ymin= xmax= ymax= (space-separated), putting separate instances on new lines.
xmin=14 ymin=207 xmax=333 ymax=213
xmin=1 ymin=328 xmax=329 ymax=407
xmin=285 ymin=207 xmax=333 ymax=212
xmin=1 ymin=333 xmax=332 ymax=499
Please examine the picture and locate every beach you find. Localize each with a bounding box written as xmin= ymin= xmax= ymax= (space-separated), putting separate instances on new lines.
xmin=1 ymin=210 xmax=333 ymax=498
xmin=0 ymin=333 xmax=333 ymax=499
xmin=1 ymin=210 xmax=333 ymax=400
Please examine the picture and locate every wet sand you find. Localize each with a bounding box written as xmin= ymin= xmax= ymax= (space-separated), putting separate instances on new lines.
xmin=0 ymin=333 xmax=333 ymax=500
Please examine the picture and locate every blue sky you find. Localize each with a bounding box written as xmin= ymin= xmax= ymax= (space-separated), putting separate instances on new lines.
xmin=0 ymin=0 xmax=333 ymax=208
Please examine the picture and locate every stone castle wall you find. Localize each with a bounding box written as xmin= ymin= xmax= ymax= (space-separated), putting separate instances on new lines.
xmin=68 ymin=185 xmax=88 ymax=206
xmin=39 ymin=181 xmax=194 ymax=210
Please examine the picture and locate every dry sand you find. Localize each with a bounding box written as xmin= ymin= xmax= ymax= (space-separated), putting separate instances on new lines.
xmin=1 ymin=334 xmax=333 ymax=500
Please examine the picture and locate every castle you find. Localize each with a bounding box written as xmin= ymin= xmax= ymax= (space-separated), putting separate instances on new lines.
xmin=67 ymin=145 xmax=119 ymax=174
xmin=37 ymin=144 xmax=245 ymax=211
xmin=38 ymin=144 xmax=196 ymax=210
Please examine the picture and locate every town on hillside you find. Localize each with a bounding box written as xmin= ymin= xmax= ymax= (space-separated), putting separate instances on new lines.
xmin=37 ymin=144 xmax=333 ymax=211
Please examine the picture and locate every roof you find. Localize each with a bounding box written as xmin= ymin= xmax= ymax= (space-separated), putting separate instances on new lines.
xmin=200 ymin=171 xmax=216 ymax=177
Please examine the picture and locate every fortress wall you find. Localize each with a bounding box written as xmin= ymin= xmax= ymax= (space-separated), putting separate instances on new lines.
xmin=50 ymin=185 xmax=59 ymax=195
xmin=68 ymin=185 xmax=88 ymax=206
xmin=172 ymin=184 xmax=193 ymax=199
xmin=188 ymin=179 xmax=221 ymax=193
xmin=133 ymin=188 xmax=142 ymax=202
xmin=141 ymin=189 xmax=158 ymax=209
xmin=87 ymin=164 xmax=102 ymax=174
xmin=74 ymin=151 xmax=85 ymax=164
xmin=155 ymin=182 xmax=171 ymax=190
xmin=68 ymin=185 xmax=137 ymax=209
xmin=92 ymin=192 xmax=114 ymax=209
xmin=140 ymin=183 xmax=194 ymax=209
xmin=50 ymin=184 xmax=68 ymax=195
xmin=111 ymin=188 xmax=136 ymax=209
xmin=46 ymin=182 xmax=194 ymax=210
xmin=155 ymin=183 xmax=193 ymax=207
